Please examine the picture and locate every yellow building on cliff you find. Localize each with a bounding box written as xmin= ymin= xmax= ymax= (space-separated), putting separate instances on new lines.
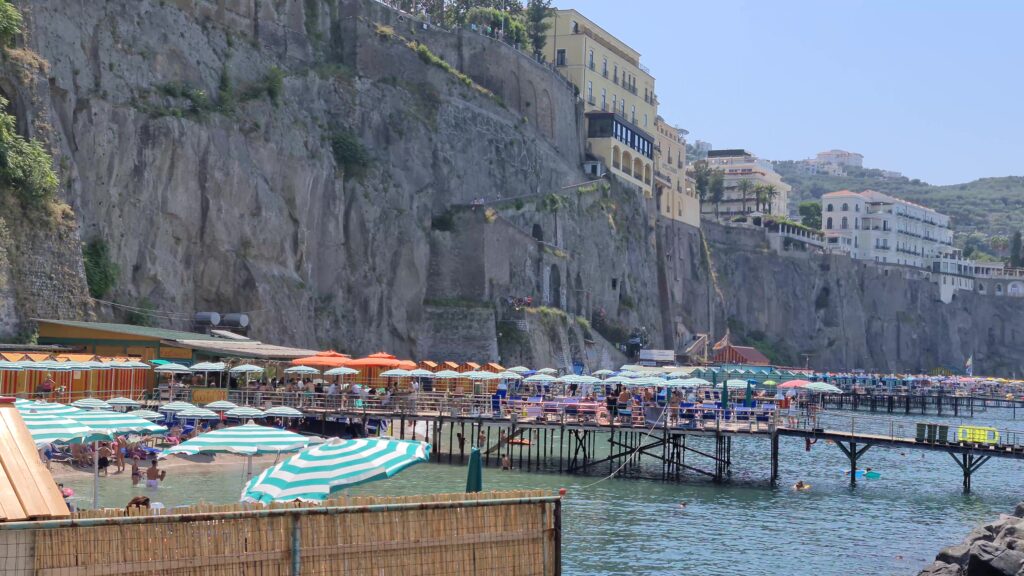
xmin=543 ymin=9 xmax=657 ymax=196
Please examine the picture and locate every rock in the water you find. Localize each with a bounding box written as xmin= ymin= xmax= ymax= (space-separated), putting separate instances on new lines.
xmin=917 ymin=561 xmax=962 ymax=576
xmin=966 ymin=541 xmax=1024 ymax=575
xmin=937 ymin=543 xmax=973 ymax=566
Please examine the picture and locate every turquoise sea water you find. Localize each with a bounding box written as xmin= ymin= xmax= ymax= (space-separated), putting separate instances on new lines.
xmin=57 ymin=407 xmax=1024 ymax=576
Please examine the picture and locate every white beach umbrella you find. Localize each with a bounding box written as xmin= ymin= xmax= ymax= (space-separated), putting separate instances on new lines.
xmin=323 ymin=367 xmax=359 ymax=377
xmin=205 ymin=400 xmax=239 ymax=411
xmin=284 ymin=366 xmax=320 ymax=375
xmin=536 ymin=368 xmax=558 ymax=375
xmin=264 ymin=406 xmax=304 ymax=418
xmin=229 ymin=364 xmax=265 ymax=374
xmin=71 ymin=398 xmax=112 ymax=411
xmin=506 ymin=366 xmax=531 ymax=374
xmin=226 ymin=407 xmax=267 ymax=419
xmin=127 ymin=409 xmax=163 ymax=421
xmin=407 ymin=369 xmax=435 ymax=378
xmin=106 ymin=397 xmax=141 ymax=409
xmin=379 ymin=369 xmax=411 ymax=378
xmin=434 ymin=370 xmax=462 ymax=378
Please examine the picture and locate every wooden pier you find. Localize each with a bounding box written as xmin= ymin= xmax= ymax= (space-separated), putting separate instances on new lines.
xmin=296 ymin=398 xmax=1024 ymax=494
xmin=820 ymin=393 xmax=1024 ymax=418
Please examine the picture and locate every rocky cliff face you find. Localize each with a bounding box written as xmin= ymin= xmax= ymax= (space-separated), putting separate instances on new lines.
xmin=662 ymin=221 xmax=1024 ymax=375
xmin=6 ymin=0 xmax=581 ymax=352
xmin=2 ymin=0 xmax=1021 ymax=375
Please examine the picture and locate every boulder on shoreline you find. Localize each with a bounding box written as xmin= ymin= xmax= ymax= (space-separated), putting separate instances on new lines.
xmin=919 ymin=507 xmax=1024 ymax=575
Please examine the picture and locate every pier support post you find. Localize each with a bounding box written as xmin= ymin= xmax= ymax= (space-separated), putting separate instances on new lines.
xmin=835 ymin=440 xmax=872 ymax=486
xmin=950 ymin=452 xmax=991 ymax=494
xmin=770 ymin=430 xmax=779 ymax=487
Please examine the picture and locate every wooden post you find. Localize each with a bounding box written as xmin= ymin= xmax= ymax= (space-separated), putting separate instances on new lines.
xmin=770 ymin=430 xmax=779 ymax=487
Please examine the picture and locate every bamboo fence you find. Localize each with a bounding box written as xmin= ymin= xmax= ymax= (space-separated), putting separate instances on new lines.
xmin=0 ymin=490 xmax=560 ymax=576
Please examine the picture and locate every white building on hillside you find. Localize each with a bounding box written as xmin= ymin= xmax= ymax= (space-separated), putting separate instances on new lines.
xmin=816 ymin=149 xmax=864 ymax=168
xmin=703 ymin=149 xmax=791 ymax=217
xmin=821 ymin=190 xmax=954 ymax=268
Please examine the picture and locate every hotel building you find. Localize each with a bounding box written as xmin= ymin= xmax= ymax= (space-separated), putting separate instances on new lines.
xmin=544 ymin=9 xmax=657 ymax=196
xmin=702 ymin=149 xmax=791 ymax=217
xmin=821 ymin=190 xmax=953 ymax=269
xmin=654 ymin=117 xmax=700 ymax=227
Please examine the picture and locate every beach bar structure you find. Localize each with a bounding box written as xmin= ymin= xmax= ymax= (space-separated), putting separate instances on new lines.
xmin=32 ymin=319 xmax=317 ymax=400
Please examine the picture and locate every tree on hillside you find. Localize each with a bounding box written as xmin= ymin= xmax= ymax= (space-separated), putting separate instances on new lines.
xmin=1011 ymin=231 xmax=1023 ymax=268
xmin=525 ymin=0 xmax=552 ymax=59
xmin=798 ymin=201 xmax=822 ymax=230
xmin=709 ymin=170 xmax=725 ymax=220
xmin=691 ymin=160 xmax=711 ymax=203
xmin=737 ymin=179 xmax=752 ymax=213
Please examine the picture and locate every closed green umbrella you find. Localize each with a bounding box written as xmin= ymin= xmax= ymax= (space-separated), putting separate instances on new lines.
xmin=241 ymin=437 xmax=431 ymax=503
xmin=744 ymin=381 xmax=754 ymax=407
xmin=466 ymin=447 xmax=483 ymax=493
xmin=720 ymin=374 xmax=729 ymax=411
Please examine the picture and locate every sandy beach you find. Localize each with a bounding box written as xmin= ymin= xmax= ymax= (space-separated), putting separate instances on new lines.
xmin=48 ymin=452 xmax=287 ymax=480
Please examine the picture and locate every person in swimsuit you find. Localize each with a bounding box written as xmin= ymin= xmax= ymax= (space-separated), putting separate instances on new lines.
xmin=131 ymin=458 xmax=142 ymax=486
xmin=97 ymin=444 xmax=112 ymax=476
xmin=145 ymin=459 xmax=166 ymax=488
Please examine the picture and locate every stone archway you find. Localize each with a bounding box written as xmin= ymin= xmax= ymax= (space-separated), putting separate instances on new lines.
xmin=548 ymin=264 xmax=561 ymax=308
xmin=532 ymin=223 xmax=544 ymax=242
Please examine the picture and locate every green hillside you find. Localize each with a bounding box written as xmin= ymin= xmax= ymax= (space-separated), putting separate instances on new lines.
xmin=774 ymin=162 xmax=1024 ymax=257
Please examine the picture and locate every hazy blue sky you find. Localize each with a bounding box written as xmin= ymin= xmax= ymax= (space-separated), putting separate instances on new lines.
xmin=570 ymin=0 xmax=1023 ymax=185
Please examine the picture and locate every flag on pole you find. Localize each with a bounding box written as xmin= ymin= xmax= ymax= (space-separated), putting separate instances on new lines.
xmin=965 ymin=355 xmax=973 ymax=376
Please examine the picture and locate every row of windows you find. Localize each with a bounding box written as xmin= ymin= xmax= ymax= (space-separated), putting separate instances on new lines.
xmin=587 ymin=115 xmax=653 ymax=159
xmin=826 ymin=202 xmax=860 ymax=213
xmin=585 ymin=82 xmax=647 ymax=127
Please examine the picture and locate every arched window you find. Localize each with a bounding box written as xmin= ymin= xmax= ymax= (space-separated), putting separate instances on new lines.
xmin=826 ymin=203 xmax=834 ymax=212
xmin=841 ymin=216 xmax=848 ymax=229
xmin=997 ymin=284 xmax=1003 ymax=294
xmin=855 ymin=204 xmax=860 ymax=212
xmin=826 ymin=217 xmax=833 ymax=230
xmin=842 ymin=203 xmax=849 ymax=211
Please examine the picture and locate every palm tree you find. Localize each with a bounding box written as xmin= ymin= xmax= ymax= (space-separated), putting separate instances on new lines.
xmin=709 ymin=170 xmax=725 ymax=220
xmin=754 ymin=184 xmax=768 ymax=213
xmin=737 ymin=179 xmax=752 ymax=213
xmin=762 ymin=184 xmax=779 ymax=215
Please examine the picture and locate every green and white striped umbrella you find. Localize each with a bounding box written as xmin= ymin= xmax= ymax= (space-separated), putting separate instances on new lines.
xmin=153 ymin=362 xmax=192 ymax=373
xmin=19 ymin=401 xmax=83 ymax=416
xmin=323 ymin=367 xmax=358 ymax=377
xmin=226 ymin=407 xmax=266 ymax=419
xmin=175 ymin=407 xmax=221 ymax=420
xmin=163 ymin=423 xmax=310 ymax=457
xmin=241 ymin=438 xmax=431 ymax=503
xmin=71 ymin=398 xmax=112 ymax=411
xmin=159 ymin=401 xmax=196 ymax=413
xmin=205 ymin=400 xmax=238 ymax=411
xmin=18 ymin=410 xmax=95 ymax=447
xmin=264 ymin=406 xmax=303 ymax=418
xmin=127 ymin=409 xmax=163 ymax=421
xmin=229 ymin=364 xmax=264 ymax=374
xmin=107 ymin=397 xmax=141 ymax=409
xmin=283 ymin=366 xmax=319 ymax=375
xmin=67 ymin=410 xmax=167 ymax=437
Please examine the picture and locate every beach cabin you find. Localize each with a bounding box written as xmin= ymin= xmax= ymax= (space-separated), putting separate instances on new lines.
xmin=457 ymin=362 xmax=481 ymax=373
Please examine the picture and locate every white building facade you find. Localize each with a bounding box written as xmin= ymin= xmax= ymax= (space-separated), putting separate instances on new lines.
xmin=822 ymin=190 xmax=953 ymax=268
xmin=821 ymin=189 xmax=1024 ymax=303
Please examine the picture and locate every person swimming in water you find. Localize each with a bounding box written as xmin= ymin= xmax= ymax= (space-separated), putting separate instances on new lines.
xmin=794 ymin=480 xmax=809 ymax=491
